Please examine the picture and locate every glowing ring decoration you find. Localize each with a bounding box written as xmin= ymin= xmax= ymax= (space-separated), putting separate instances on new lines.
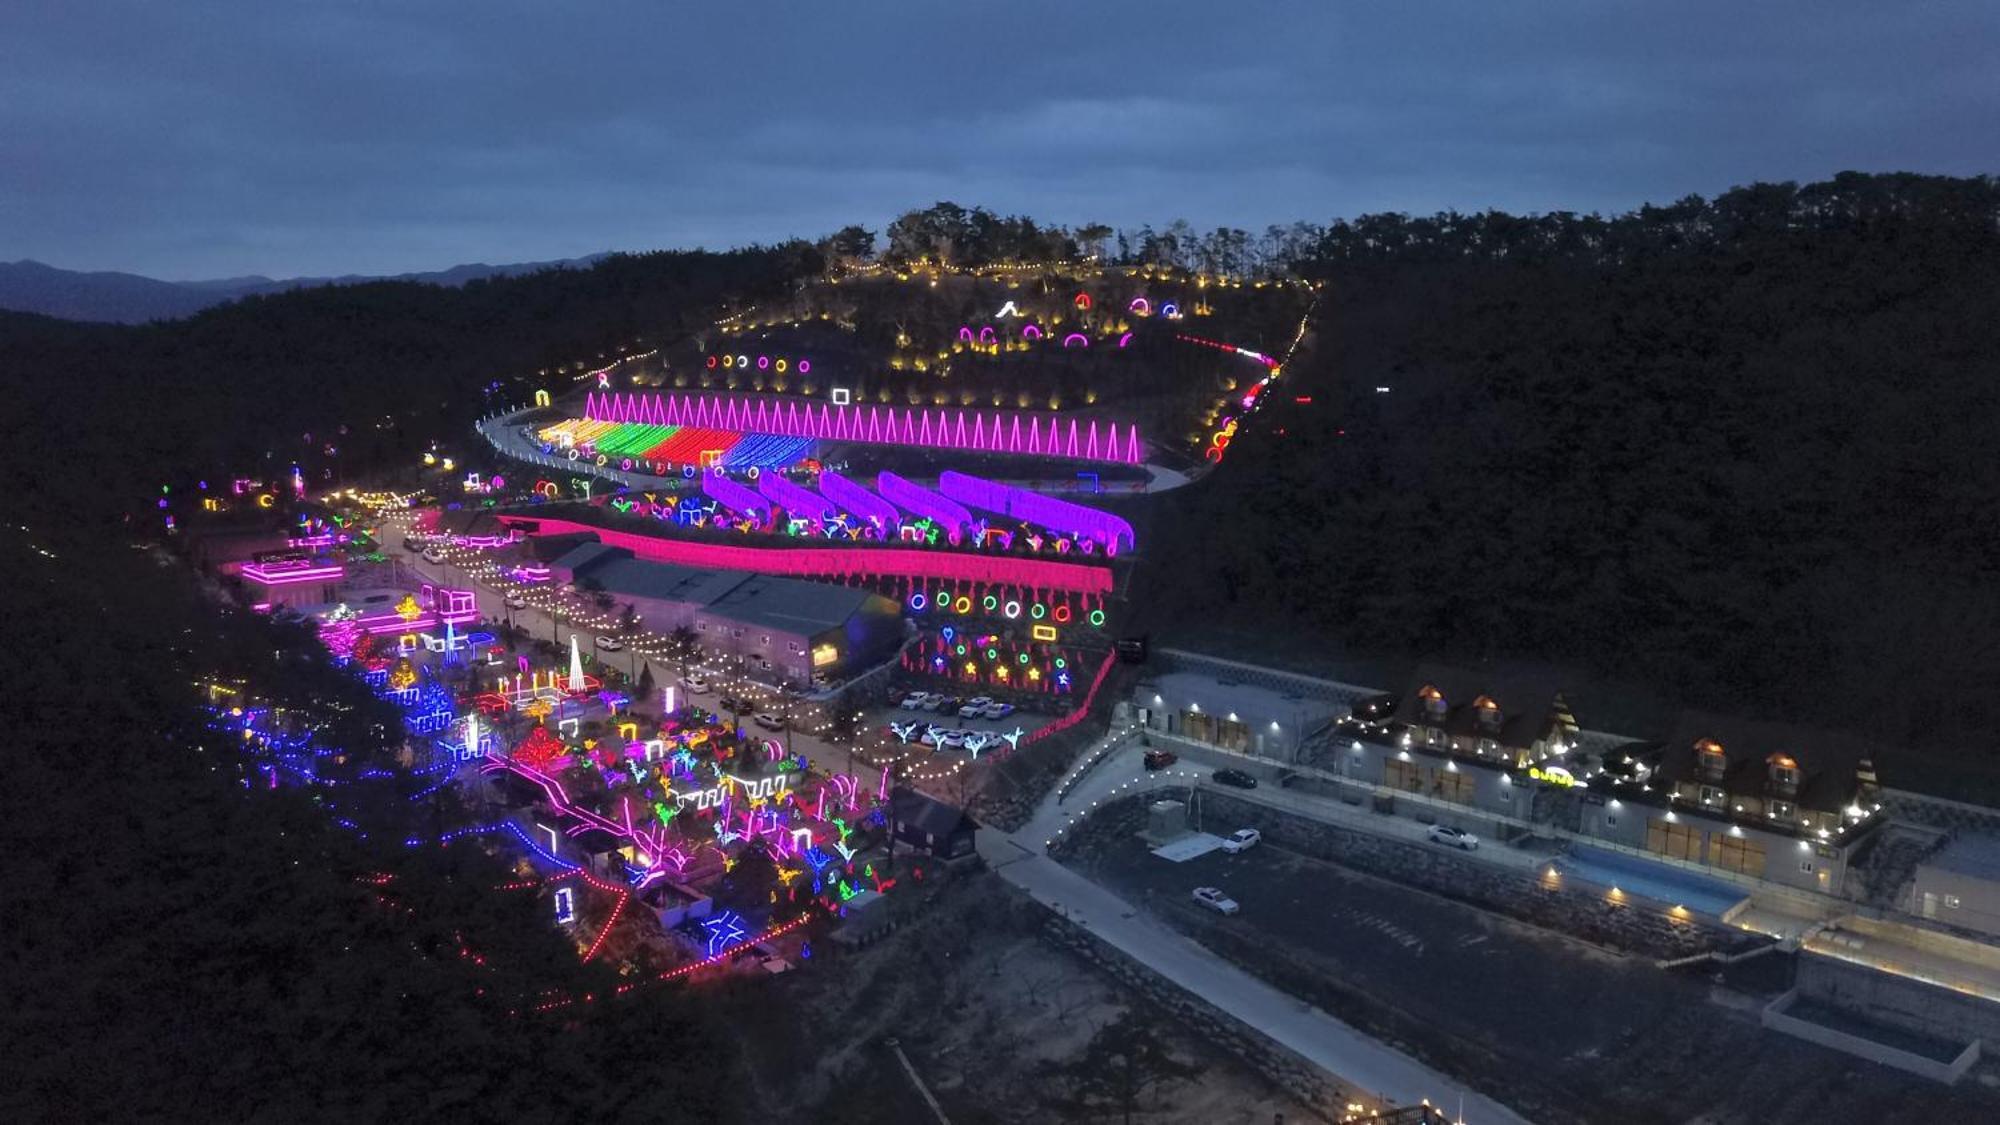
xmin=596 ymin=454 xmax=609 ymax=466
xmin=736 ymin=355 xmax=749 ymax=369
xmin=955 ymin=644 xmax=967 ymax=656
xmin=798 ymin=360 xmax=810 ymax=374
xmin=1053 ymin=604 xmax=1072 ymax=624
xmin=1089 ymin=609 xmax=1106 ymax=627
xmin=1129 ymin=297 xmax=1149 ymax=314
xmin=1022 ymin=324 xmax=1043 ymax=340
xmin=723 ymin=355 xmax=735 ymax=368
xmin=1074 ymin=292 xmax=1092 ymax=310
xmin=1081 ymin=539 xmax=1097 ymax=555
xmin=953 ymin=596 xmax=972 ymax=614
xmin=747 ymin=466 xmax=761 ymax=480
xmin=1031 ymin=603 xmax=1046 ymax=619
xmin=985 ymin=648 xmax=999 ymax=661
xmin=621 ymin=458 xmax=634 ymax=471
xmin=1118 ymin=332 xmax=1133 ymax=348
xmin=982 ymin=595 xmax=998 ymax=611
xmin=567 ymin=449 xmax=581 ymax=461
xmin=1003 ymin=600 xmax=1021 ymax=619
xmin=683 ymin=465 xmax=697 ymax=479
xmin=910 ymin=593 xmax=927 ymax=611
xmin=1055 ymin=657 xmax=1068 ymax=670
xmin=775 ymin=359 xmax=787 ymax=373
xmin=257 ymin=493 xmax=275 ymax=508
xmin=1063 ymin=333 xmax=1089 ymax=349
xmin=1018 ymin=653 xmax=1031 ymax=665
xmin=1161 ymin=303 xmax=1179 ymax=317
xmin=706 ymin=355 xmax=718 ymax=368
xmin=755 ymin=355 xmax=767 ymax=369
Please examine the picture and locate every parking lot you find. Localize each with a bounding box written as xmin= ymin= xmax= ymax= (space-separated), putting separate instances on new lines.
xmin=1070 ymin=829 xmax=1996 ymax=1125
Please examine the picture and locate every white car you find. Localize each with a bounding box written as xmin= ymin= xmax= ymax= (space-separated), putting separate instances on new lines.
xmin=679 ymin=674 xmax=711 ymax=695
xmin=421 ymin=548 xmax=445 ymax=564
xmin=504 ymin=593 xmax=528 ymax=610
xmin=594 ymin=635 xmax=623 ymax=652
xmin=958 ymin=696 xmax=994 ymax=719
xmin=937 ymin=729 xmax=969 ymax=748
xmin=981 ymin=701 xmax=1015 ymax=720
xmin=1427 ymin=824 xmax=1479 ymax=850
xmin=1220 ymin=828 xmax=1262 ymax=854
xmin=918 ymin=694 xmax=949 ymax=712
xmin=752 ymin=711 xmax=785 ymax=731
xmin=1192 ymin=887 xmax=1240 ymax=915
xmin=898 ymin=692 xmax=929 ymax=710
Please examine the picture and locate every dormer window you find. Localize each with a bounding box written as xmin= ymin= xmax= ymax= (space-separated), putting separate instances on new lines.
xmin=1418 ymin=685 xmax=1447 ymax=724
xmin=1695 ymin=739 xmax=1727 ymax=781
xmin=1473 ymin=695 xmax=1502 ymax=732
xmin=1767 ymin=753 xmax=1800 ymax=792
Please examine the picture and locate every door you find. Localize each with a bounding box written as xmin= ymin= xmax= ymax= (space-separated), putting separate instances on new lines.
xmin=1921 ymin=891 xmax=1938 ymax=919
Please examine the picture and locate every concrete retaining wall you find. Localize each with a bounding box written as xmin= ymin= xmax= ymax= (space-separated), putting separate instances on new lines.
xmin=1060 ymin=790 xmax=1765 ymax=960
xmin=1762 ymin=989 xmax=1979 ymax=1084
xmin=1796 ymin=952 xmax=2000 ymax=1047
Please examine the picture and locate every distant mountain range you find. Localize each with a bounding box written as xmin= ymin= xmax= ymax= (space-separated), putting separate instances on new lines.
xmin=0 ymin=254 xmax=608 ymax=324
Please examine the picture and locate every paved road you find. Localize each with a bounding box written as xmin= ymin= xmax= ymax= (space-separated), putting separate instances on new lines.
xmin=982 ymin=729 xmax=1534 ymax=1125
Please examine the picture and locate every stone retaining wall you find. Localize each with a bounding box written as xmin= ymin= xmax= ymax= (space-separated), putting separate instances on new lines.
xmin=1039 ymin=914 xmax=1345 ymax=1121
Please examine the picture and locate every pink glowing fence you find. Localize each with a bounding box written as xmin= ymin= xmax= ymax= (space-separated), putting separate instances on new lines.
xmin=585 ymin=392 xmax=1144 ymax=464
xmin=496 ymin=516 xmax=1115 ymax=593
xmin=937 ymin=471 xmax=1136 ymax=553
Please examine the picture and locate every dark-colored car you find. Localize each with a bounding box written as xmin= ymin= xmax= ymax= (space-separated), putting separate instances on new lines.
xmin=718 ymin=695 xmax=752 ymax=715
xmin=1212 ymin=768 xmax=1258 ymax=789
xmin=1143 ymin=749 xmax=1178 ymax=770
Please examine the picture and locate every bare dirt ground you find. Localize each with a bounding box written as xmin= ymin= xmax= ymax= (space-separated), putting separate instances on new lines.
xmin=1064 ymin=824 xmax=2000 ymax=1125
xmin=722 ymin=869 xmax=1314 ymax=1124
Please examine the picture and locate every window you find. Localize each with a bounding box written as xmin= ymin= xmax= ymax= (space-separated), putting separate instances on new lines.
xmin=697 ymin=622 xmax=708 ymax=632
xmin=1945 ymin=895 xmax=1963 ymax=910
xmin=1800 ymin=860 xmax=1816 ymax=874
xmin=1385 ymin=758 xmax=1423 ymax=793
xmin=1605 ymin=814 xmax=1618 ymax=828
xmin=1768 ymin=800 xmax=1796 ymax=822
xmin=788 ymin=641 xmax=804 ymax=654
xmin=761 ymin=635 xmax=771 ymax=645
xmin=1698 ymin=785 xmax=1724 ymax=808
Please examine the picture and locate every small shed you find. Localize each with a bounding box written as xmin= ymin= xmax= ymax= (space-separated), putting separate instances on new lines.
xmin=889 ymin=786 xmax=978 ymax=860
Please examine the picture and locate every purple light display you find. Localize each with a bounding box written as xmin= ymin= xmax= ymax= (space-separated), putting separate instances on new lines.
xmin=584 ymin=392 xmax=1144 ymax=464
xmin=937 ymin=471 xmax=1136 ymax=554
xmin=877 ymin=472 xmax=974 ymax=541
xmin=817 ymin=471 xmax=901 ymax=532
xmin=757 ymin=472 xmax=836 ymax=522
xmin=701 ymin=471 xmax=767 ymax=518
xmin=242 ymin=560 xmax=345 ymax=586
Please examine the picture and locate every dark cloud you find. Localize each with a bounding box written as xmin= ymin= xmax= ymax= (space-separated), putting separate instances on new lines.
xmin=2 ymin=0 xmax=1993 ymax=277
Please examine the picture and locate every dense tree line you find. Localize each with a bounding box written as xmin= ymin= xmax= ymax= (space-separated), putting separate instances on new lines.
xmin=1130 ymin=173 xmax=2000 ymax=796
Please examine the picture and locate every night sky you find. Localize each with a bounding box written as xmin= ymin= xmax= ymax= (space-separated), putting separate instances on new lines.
xmin=3 ymin=1 xmax=1994 ymax=278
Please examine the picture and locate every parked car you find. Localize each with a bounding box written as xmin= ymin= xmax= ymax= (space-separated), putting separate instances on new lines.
xmin=937 ymin=728 xmax=969 ymax=748
xmin=1426 ymin=824 xmax=1479 ymax=851
xmin=1143 ymin=749 xmax=1178 ymax=771
xmin=421 ymin=548 xmax=445 ymax=564
xmin=917 ymin=694 xmax=949 ymax=712
xmin=897 ymin=692 xmax=929 ymax=710
xmin=504 ymin=592 xmax=528 ymax=610
xmin=958 ymin=696 xmax=994 ymax=719
xmin=679 ymin=674 xmax=711 ymax=695
xmin=981 ymin=701 xmax=1015 ymax=720
xmin=1220 ymin=828 xmax=1262 ymax=854
xmin=1212 ymin=768 xmax=1258 ymax=789
xmin=718 ymin=695 xmax=752 ymax=715
xmin=593 ymin=635 xmax=623 ymax=652
xmin=753 ymin=712 xmax=785 ymax=731
xmin=1191 ymin=887 xmax=1240 ymax=915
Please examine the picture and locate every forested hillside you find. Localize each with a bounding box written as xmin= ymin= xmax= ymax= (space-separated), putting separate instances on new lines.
xmin=1133 ymin=173 xmax=2000 ymax=792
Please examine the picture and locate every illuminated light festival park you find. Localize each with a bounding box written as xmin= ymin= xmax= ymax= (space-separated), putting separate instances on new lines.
xmin=14 ymin=10 xmax=2000 ymax=1121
